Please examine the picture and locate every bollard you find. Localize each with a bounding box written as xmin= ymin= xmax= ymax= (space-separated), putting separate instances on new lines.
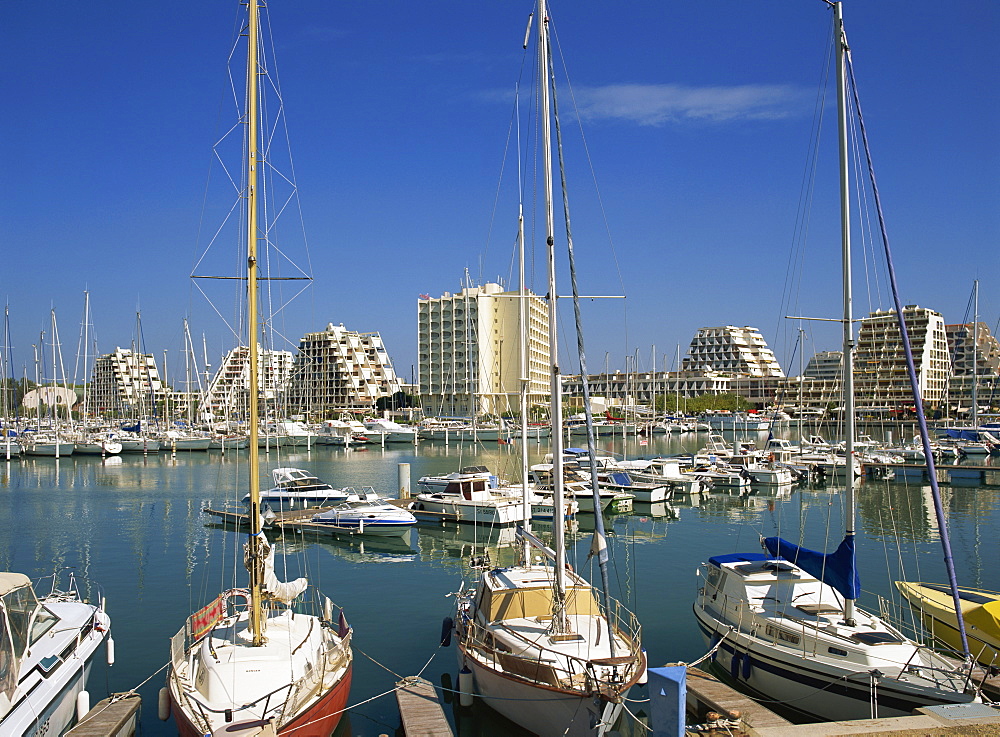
xmin=398 ymin=463 xmax=411 ymax=499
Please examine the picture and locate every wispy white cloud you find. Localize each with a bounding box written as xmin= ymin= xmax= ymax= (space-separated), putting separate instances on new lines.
xmin=568 ymin=83 xmax=812 ymax=125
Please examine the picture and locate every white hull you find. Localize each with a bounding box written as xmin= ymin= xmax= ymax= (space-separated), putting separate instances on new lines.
xmin=164 ymin=437 xmax=211 ymax=451
xmin=568 ymin=423 xmax=636 ymax=436
xmin=694 ymin=605 xmax=974 ymax=721
xmin=117 ymin=438 xmax=161 ymax=453
xmin=74 ymin=441 xmax=123 ymax=455
xmin=0 ymin=575 xmax=111 ymax=737
xmin=461 ymin=652 xmax=625 ymax=736
xmin=419 ymin=427 xmax=510 ymax=441
xmin=208 ymin=437 xmax=249 ymax=450
xmin=20 ymin=441 xmax=74 ymax=457
xmin=411 ymin=494 xmax=527 ymax=524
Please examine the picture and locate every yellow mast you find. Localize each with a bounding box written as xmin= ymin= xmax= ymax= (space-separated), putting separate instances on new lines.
xmin=245 ymin=0 xmax=264 ymax=646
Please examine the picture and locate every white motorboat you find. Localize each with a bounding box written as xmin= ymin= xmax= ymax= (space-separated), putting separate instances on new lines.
xmin=0 ymin=571 xmax=111 ymax=736
xmin=311 ymin=491 xmax=417 ymax=537
xmin=411 ymin=469 xmax=527 ymax=525
xmin=250 ymin=467 xmax=354 ymax=511
xmin=362 ymin=418 xmax=418 ymax=443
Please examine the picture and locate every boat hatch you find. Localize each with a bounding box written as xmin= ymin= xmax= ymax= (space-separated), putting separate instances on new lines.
xmin=549 ymin=632 xmax=586 ymax=643
xmin=796 ymin=603 xmax=842 ymax=615
xmin=851 ymin=632 xmax=903 ymax=646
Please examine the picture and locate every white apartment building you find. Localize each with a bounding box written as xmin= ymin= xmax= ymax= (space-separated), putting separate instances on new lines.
xmin=681 ymin=326 xmax=784 ymax=378
xmin=417 ymin=282 xmax=549 ymax=418
xmin=855 ymin=306 xmax=950 ymax=408
xmin=286 ymin=324 xmax=402 ymax=415
xmin=802 ymin=351 xmax=844 ymax=381
xmin=945 ymin=322 xmax=1000 ymax=412
xmin=202 ymin=345 xmax=294 ymax=420
xmin=90 ymin=347 xmax=166 ymax=417
xmin=562 ymin=370 xmax=732 ymax=408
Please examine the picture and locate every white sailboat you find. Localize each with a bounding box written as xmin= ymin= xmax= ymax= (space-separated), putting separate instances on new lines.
xmin=453 ymin=3 xmax=645 ymax=733
xmin=165 ymin=2 xmax=352 ymax=734
xmin=693 ymin=3 xmax=978 ymax=721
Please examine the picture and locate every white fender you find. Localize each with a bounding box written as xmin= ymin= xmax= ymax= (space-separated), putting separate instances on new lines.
xmin=158 ymin=687 xmax=171 ymax=721
xmin=76 ymin=690 xmax=90 ymax=722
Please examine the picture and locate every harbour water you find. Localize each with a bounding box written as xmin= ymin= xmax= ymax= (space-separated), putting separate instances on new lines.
xmin=2 ymin=431 xmax=998 ymax=736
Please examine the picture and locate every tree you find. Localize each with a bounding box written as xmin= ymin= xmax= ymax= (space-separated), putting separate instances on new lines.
xmin=375 ymin=391 xmax=417 ymax=412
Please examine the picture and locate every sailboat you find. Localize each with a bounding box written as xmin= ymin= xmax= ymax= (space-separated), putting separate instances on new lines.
xmin=165 ymin=2 xmax=353 ymax=735
xmin=693 ymin=2 xmax=979 ymax=721
xmin=452 ymin=3 xmax=645 ymax=734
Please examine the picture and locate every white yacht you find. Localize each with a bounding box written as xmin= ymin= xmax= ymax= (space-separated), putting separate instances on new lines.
xmin=250 ymin=467 xmax=354 ymax=511
xmin=0 ymin=571 xmax=112 ymax=736
xmin=362 ymin=418 xmax=417 ymax=443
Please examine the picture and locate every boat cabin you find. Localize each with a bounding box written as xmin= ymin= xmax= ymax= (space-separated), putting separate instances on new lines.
xmin=0 ymin=574 xmax=57 ymax=707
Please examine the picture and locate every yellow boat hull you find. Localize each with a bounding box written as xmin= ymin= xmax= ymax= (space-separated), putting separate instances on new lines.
xmin=896 ymin=581 xmax=1000 ymax=667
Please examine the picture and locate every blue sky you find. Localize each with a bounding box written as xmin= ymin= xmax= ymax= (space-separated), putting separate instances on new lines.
xmin=2 ymin=0 xmax=997 ymax=388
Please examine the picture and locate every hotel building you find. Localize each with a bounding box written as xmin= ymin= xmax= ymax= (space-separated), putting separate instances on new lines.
xmin=417 ymin=282 xmax=549 ymax=418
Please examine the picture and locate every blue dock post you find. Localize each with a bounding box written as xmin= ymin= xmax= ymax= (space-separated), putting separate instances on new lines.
xmin=648 ymin=665 xmax=686 ymax=737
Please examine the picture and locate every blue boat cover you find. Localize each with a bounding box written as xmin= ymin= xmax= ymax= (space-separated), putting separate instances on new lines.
xmin=708 ymin=552 xmax=769 ymax=567
xmin=764 ymin=535 xmax=860 ymax=600
xmin=121 ymin=421 xmax=142 ymax=432
xmin=609 ymin=471 xmax=632 ymax=486
xmin=942 ymin=429 xmax=980 ymax=441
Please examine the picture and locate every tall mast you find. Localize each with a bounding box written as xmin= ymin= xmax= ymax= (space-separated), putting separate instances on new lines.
xmin=972 ymin=279 xmax=978 ymax=429
xmin=834 ymin=0 xmax=857 ymax=627
xmin=518 ymin=200 xmax=531 ymax=536
xmin=82 ymin=292 xmax=90 ymax=423
xmin=246 ymin=0 xmax=265 ymax=645
xmin=539 ymin=0 xmax=567 ymax=624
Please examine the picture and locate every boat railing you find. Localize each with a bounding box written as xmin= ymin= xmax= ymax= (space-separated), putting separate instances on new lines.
xmin=34 ymin=568 xmax=95 ymax=605
xmin=463 ymin=599 xmax=642 ymax=692
xmin=170 ymin=588 xmax=353 ymax=731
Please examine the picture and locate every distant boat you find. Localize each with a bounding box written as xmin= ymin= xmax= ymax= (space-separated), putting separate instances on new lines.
xmin=362 ymin=417 xmax=418 ymax=443
xmin=311 ymin=490 xmax=417 ymax=537
xmin=0 ymin=571 xmax=111 ymax=735
xmin=412 ymin=467 xmax=528 ymax=525
xmin=896 ymin=581 xmax=1000 ymax=668
xmin=250 ymin=467 xmax=355 ymax=512
xmin=18 ymin=432 xmax=74 ymax=457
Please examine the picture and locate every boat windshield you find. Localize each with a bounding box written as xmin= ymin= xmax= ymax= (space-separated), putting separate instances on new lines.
xmin=2 ymin=583 xmax=39 ymax=659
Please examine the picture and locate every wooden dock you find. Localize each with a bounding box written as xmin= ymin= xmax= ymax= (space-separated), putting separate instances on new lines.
xmin=864 ymin=462 xmax=1000 ymax=486
xmin=66 ymin=693 xmax=141 ymax=737
xmin=205 ymin=506 xmax=363 ymax=536
xmin=684 ymin=666 xmax=792 ymax=731
xmin=396 ymin=676 xmax=453 ymax=737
